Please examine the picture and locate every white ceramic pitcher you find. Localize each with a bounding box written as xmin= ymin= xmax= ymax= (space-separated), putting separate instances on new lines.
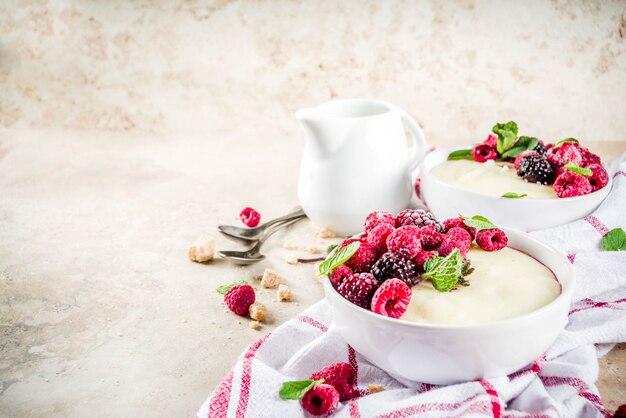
xmin=296 ymin=99 xmax=426 ymax=235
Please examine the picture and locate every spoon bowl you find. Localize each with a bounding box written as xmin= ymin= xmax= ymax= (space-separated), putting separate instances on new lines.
xmin=217 ymin=250 xmax=265 ymax=266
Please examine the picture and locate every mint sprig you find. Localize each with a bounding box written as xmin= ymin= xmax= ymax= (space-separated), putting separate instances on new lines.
xmin=501 ymin=192 xmax=528 ymax=199
xmin=462 ymin=215 xmax=498 ymax=231
xmin=318 ymin=241 xmax=360 ymax=276
xmin=448 ymin=149 xmax=473 ymax=161
xmin=279 ymin=379 xmax=324 ymax=400
xmin=602 ymin=228 xmax=626 ymax=251
xmin=422 ymin=249 xmax=463 ymax=292
xmin=564 ymin=162 xmax=592 ymax=177
xmin=492 ymin=121 xmax=518 ymax=154
xmin=555 ymin=138 xmax=579 ymax=147
xmin=216 ymin=280 xmax=248 ymax=295
xmin=501 ymin=136 xmax=538 ymax=158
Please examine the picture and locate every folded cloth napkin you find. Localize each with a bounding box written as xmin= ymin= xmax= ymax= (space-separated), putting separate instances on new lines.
xmin=198 ymin=154 xmax=626 ymax=418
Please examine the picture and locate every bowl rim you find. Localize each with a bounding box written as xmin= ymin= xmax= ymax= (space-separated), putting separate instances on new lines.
xmin=323 ymin=227 xmax=575 ymax=331
xmin=421 ymin=144 xmax=613 ymax=203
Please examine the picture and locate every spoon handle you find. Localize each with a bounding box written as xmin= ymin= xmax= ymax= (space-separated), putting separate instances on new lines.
xmin=257 ymin=214 xmax=306 ymax=246
xmin=260 ymin=207 xmax=305 ymax=230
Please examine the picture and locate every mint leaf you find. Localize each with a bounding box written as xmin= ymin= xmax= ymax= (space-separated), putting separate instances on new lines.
xmin=501 ymin=136 xmax=538 ymax=158
xmin=492 ymin=121 xmax=518 ymax=154
xmin=602 ymin=228 xmax=626 ymax=251
xmin=555 ymin=138 xmax=579 ymax=147
xmin=422 ymin=249 xmax=463 ymax=292
xmin=318 ymin=241 xmax=360 ymax=276
xmin=564 ymin=162 xmax=592 ymax=177
xmin=217 ymin=280 xmax=248 ymax=295
xmin=501 ymin=192 xmax=528 ymax=199
xmin=447 ymin=149 xmax=473 ymax=161
xmin=462 ymin=215 xmax=498 ymax=231
xmin=279 ymin=379 xmax=323 ymax=400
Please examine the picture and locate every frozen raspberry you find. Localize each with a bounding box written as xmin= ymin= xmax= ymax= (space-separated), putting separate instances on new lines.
xmin=580 ymin=147 xmax=602 ymax=167
xmin=366 ymin=223 xmax=395 ymax=252
xmin=420 ymin=225 xmax=443 ymax=250
xmin=370 ymin=250 xmax=419 ymax=286
xmin=476 ymin=229 xmax=508 ymax=252
xmin=345 ymin=242 xmax=378 ymax=272
xmin=396 ymin=209 xmax=444 ymax=232
xmin=329 ymin=265 xmax=353 ymax=289
xmin=413 ymin=250 xmax=437 ymax=272
xmin=364 ymin=211 xmax=395 ymax=234
xmin=546 ymin=141 xmax=582 ymax=167
xmin=310 ymin=362 xmax=356 ymax=402
xmin=414 ymin=178 xmax=422 ymax=199
xmin=514 ymin=150 xmax=538 ymax=170
xmin=472 ymin=144 xmax=498 ymax=162
xmin=224 ymin=285 xmax=255 ymax=316
xmin=336 ymin=237 xmax=362 ymax=250
xmin=443 ymin=217 xmax=476 ymax=240
xmin=586 ymin=164 xmax=609 ymax=192
xmin=482 ymin=134 xmax=498 ymax=148
xmin=239 ymin=207 xmax=261 ymax=227
xmin=370 ymin=278 xmax=412 ymax=318
xmin=553 ymin=170 xmax=593 ymax=198
xmin=300 ymin=383 xmax=339 ymax=416
xmin=386 ymin=226 xmax=422 ymax=258
xmin=337 ymin=273 xmax=378 ymax=309
xmin=438 ymin=227 xmax=472 ymax=257
xmin=517 ymin=154 xmax=554 ymax=184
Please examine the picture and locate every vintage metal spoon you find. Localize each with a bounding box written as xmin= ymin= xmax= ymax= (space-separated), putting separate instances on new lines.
xmin=218 ymin=207 xmax=305 ymax=243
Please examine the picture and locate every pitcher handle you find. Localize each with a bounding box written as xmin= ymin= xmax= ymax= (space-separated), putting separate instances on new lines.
xmin=383 ymin=102 xmax=426 ymax=172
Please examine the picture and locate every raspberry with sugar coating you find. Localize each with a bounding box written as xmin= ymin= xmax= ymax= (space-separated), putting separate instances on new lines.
xmin=420 ymin=225 xmax=443 ymax=250
xmin=366 ymin=223 xmax=395 ymax=252
xmin=586 ymin=164 xmax=609 ymax=191
xmin=345 ymin=242 xmax=378 ymax=272
xmin=546 ymin=142 xmax=582 ymax=167
xmin=239 ymin=207 xmax=261 ymax=227
xmin=337 ymin=273 xmax=378 ymax=309
xmin=553 ymin=170 xmax=592 ymax=198
xmin=329 ymin=264 xmax=352 ymax=288
xmin=443 ymin=217 xmax=476 ymax=240
xmin=310 ymin=362 xmax=357 ymax=402
xmin=224 ymin=285 xmax=256 ymax=316
xmin=476 ymin=229 xmax=508 ymax=252
xmin=371 ymin=278 xmax=412 ymax=318
xmin=386 ymin=226 xmax=422 ymax=258
xmin=472 ymin=144 xmax=498 ymax=162
xmin=438 ymin=227 xmax=472 ymax=257
xmin=364 ymin=211 xmax=395 ymax=234
xmin=396 ymin=209 xmax=444 ymax=232
xmin=300 ymin=384 xmax=339 ymax=416
xmin=414 ymin=250 xmax=437 ymax=272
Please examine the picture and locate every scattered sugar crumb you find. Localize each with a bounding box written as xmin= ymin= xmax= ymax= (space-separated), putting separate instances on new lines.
xmin=188 ymin=235 xmax=216 ymax=262
xmin=249 ymin=302 xmax=267 ymax=322
xmin=249 ymin=321 xmax=262 ymax=331
xmin=307 ymin=245 xmax=319 ymax=254
xmin=282 ymin=240 xmax=296 ymax=250
xmin=261 ymin=268 xmax=282 ymax=288
xmin=368 ymin=384 xmax=384 ymax=393
xmin=277 ymin=284 xmax=293 ymax=302
xmin=318 ymin=228 xmax=337 ymax=238
xmin=286 ymin=256 xmax=299 ymax=265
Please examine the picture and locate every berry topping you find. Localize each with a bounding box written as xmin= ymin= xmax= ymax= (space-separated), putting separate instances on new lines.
xmin=329 ymin=265 xmax=353 ymax=289
xmin=472 ymin=144 xmax=498 ymax=163
xmin=438 ymin=227 xmax=472 ymax=257
xmin=420 ymin=225 xmax=444 ymax=250
xmin=344 ymin=242 xmax=379 ymax=272
xmin=396 ymin=209 xmax=444 ymax=232
xmin=370 ymin=278 xmax=412 ymax=318
xmin=443 ymin=217 xmax=477 ymax=240
xmin=546 ymin=141 xmax=582 ymax=167
xmin=239 ymin=207 xmax=261 ymax=227
xmin=364 ymin=211 xmax=395 ymax=234
xmin=517 ymin=154 xmax=554 ymax=184
xmin=534 ymin=140 xmax=547 ymax=155
xmin=475 ymin=229 xmax=508 ymax=252
xmin=386 ymin=225 xmax=422 ymax=258
xmin=482 ymin=134 xmax=498 ymax=148
xmin=310 ymin=362 xmax=357 ymax=402
xmin=413 ymin=250 xmax=437 ymax=272
xmin=337 ymin=273 xmax=378 ymax=309
xmin=553 ymin=170 xmax=593 ymax=198
xmin=580 ymin=147 xmax=602 ymax=167
xmin=300 ymin=384 xmax=339 ymax=416
xmin=370 ymin=250 xmax=419 ymax=286
xmin=586 ymin=164 xmax=609 ymax=191
xmin=514 ymin=150 xmax=538 ymax=170
xmin=337 ymin=238 xmax=362 ymax=250
xmin=366 ymin=223 xmax=395 ymax=252
xmin=224 ymin=285 xmax=256 ymax=316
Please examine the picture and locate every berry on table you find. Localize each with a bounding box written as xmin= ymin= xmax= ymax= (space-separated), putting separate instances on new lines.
xmin=472 ymin=144 xmax=498 ymax=162
xmin=476 ymin=229 xmax=508 ymax=252
xmin=438 ymin=227 xmax=472 ymax=257
xmin=300 ymin=383 xmax=340 ymax=416
xmin=553 ymin=170 xmax=593 ymax=198
xmin=345 ymin=242 xmax=378 ymax=272
xmin=366 ymin=223 xmax=395 ymax=252
xmin=370 ymin=250 xmax=419 ymax=286
xmin=224 ymin=285 xmax=256 ymax=316
xmin=239 ymin=207 xmax=261 ymax=227
xmin=443 ymin=217 xmax=476 ymax=240
xmin=386 ymin=225 xmax=422 ymax=258
xmin=517 ymin=154 xmax=554 ymax=184
xmin=370 ymin=278 xmax=412 ymax=318
xmin=586 ymin=164 xmax=609 ymax=191
xmin=420 ymin=225 xmax=443 ymax=250
xmin=396 ymin=209 xmax=444 ymax=232
xmin=546 ymin=141 xmax=582 ymax=167
xmin=329 ymin=265 xmax=353 ymax=289
xmin=364 ymin=211 xmax=395 ymax=234
xmin=310 ymin=362 xmax=357 ymax=402
xmin=337 ymin=273 xmax=378 ymax=309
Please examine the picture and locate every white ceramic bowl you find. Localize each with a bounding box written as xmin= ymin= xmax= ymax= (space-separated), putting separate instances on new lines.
xmin=323 ymin=228 xmax=574 ymax=385
xmin=420 ymin=146 xmax=612 ymax=231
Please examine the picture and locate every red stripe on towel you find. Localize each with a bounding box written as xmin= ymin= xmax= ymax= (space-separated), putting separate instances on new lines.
xmin=584 ymin=215 xmax=609 ymax=236
xmin=378 ymin=392 xmax=491 ymax=417
xmin=540 ymin=375 xmax=611 ymax=418
xmin=234 ymin=333 xmax=272 ymax=418
xmin=296 ymin=315 xmax=328 ymax=332
xmin=207 ymin=369 xmax=234 ymax=418
xmin=568 ymin=298 xmax=626 ymax=316
xmin=479 ymin=380 xmax=502 ymax=418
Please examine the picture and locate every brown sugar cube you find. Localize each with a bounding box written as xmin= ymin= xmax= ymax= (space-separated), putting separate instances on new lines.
xmin=318 ymin=227 xmax=337 ymax=238
xmin=261 ymin=268 xmax=282 ymax=288
xmin=249 ymin=302 xmax=267 ymax=322
xmin=277 ymin=284 xmax=293 ymax=302
xmin=188 ymin=235 xmax=216 ymax=262
xmin=368 ymin=384 xmax=384 ymax=393
xmin=307 ymin=245 xmax=319 ymax=254
xmin=249 ymin=321 xmax=262 ymax=331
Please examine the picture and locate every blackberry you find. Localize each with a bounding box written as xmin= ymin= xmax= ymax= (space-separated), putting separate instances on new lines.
xmin=337 ymin=273 xmax=378 ymax=309
xmin=396 ymin=209 xmax=444 ymax=232
xmin=517 ymin=154 xmax=554 ymax=185
xmin=370 ymin=250 xmax=420 ymax=286
xmin=534 ymin=141 xmax=547 ymax=156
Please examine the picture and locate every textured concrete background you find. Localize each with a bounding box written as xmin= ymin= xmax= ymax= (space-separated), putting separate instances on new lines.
xmin=0 ymin=1 xmax=625 ymax=417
